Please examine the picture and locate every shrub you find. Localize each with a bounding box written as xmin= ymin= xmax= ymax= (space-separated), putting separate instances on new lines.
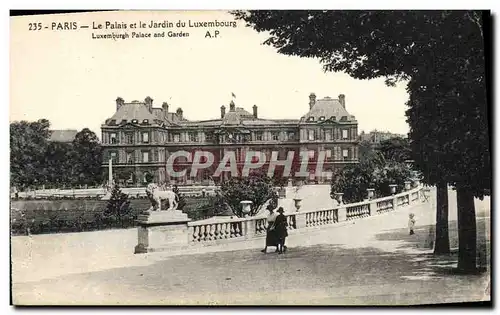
xmin=104 ymin=185 xmax=132 ymax=228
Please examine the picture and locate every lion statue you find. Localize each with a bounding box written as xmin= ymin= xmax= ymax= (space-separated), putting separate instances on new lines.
xmin=145 ymin=183 xmax=178 ymax=212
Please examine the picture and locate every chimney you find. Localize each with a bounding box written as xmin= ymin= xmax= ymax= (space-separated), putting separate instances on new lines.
xmin=339 ymin=94 xmax=345 ymax=108
xmin=162 ymin=102 xmax=169 ymax=119
xmin=220 ymin=105 xmax=226 ymax=118
xmin=252 ymin=105 xmax=258 ymax=118
xmin=176 ymin=107 xmax=183 ymax=120
xmin=145 ymin=96 xmax=153 ymax=112
xmin=116 ymin=97 xmax=124 ymax=111
xmin=309 ymin=93 xmax=316 ymax=109
xmin=229 ymin=100 xmax=235 ymax=112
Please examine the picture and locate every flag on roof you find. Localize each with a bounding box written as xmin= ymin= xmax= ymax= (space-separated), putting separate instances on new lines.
xmin=231 ymin=92 xmax=236 ymax=98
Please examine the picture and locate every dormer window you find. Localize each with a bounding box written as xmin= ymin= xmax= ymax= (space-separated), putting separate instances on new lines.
xmin=319 ymin=116 xmax=325 ymax=121
xmin=330 ymin=116 xmax=336 ymax=121
xmin=109 ymin=119 xmax=117 ymax=125
xmin=308 ymin=117 xmax=315 ymax=122
xmin=121 ymin=119 xmax=127 ymax=124
xmin=340 ymin=116 xmax=347 ymax=121
xmin=132 ymin=119 xmax=139 ymax=124
xmin=142 ymin=119 xmax=149 ymax=124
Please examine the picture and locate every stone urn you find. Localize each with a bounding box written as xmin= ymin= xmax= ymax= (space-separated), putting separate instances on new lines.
xmin=334 ymin=192 xmax=344 ymax=204
xmin=413 ymin=178 xmax=421 ymax=187
xmin=389 ymin=184 xmax=398 ymax=195
xmin=367 ymin=188 xmax=375 ymax=200
xmin=293 ymin=198 xmax=302 ymax=212
xmin=240 ymin=200 xmax=253 ymax=217
xmin=404 ymin=181 xmax=412 ymax=191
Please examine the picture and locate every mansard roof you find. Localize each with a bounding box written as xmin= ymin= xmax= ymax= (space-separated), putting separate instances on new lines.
xmin=302 ymin=96 xmax=355 ymax=122
xmin=108 ymin=101 xmax=157 ymax=123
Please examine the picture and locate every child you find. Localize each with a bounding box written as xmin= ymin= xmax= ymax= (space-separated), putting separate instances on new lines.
xmin=408 ymin=213 xmax=416 ymax=235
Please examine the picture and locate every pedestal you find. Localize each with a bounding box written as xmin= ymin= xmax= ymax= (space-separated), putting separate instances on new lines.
xmin=134 ymin=210 xmax=191 ymax=254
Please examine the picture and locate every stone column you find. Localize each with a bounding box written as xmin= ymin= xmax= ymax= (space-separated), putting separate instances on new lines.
xmin=338 ymin=206 xmax=347 ymax=222
xmin=134 ymin=210 xmax=191 ymax=254
xmin=369 ymin=200 xmax=378 ymax=216
xmin=295 ymin=212 xmax=307 ymax=229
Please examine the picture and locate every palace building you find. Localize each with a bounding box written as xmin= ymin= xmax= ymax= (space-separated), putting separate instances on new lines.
xmin=101 ymin=93 xmax=359 ymax=186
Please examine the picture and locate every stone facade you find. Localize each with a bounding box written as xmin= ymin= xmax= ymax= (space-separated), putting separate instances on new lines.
xmin=101 ymin=93 xmax=359 ymax=186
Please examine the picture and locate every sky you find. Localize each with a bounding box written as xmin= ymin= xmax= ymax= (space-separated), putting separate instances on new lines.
xmin=10 ymin=10 xmax=410 ymax=139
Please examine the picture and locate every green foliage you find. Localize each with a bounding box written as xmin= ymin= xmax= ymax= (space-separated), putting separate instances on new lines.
xmin=10 ymin=119 xmax=51 ymax=188
xmin=10 ymin=122 xmax=103 ymax=189
xmin=331 ymin=150 xmax=412 ymax=203
xmin=377 ymin=137 xmax=411 ymax=163
xmin=72 ymin=128 xmax=102 ymax=186
xmin=104 ymin=185 xmax=132 ymax=227
xmin=234 ymin=10 xmax=489 ymax=197
xmin=220 ymin=172 xmax=276 ymax=217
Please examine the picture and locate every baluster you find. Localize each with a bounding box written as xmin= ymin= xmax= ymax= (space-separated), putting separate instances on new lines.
xmin=202 ymin=225 xmax=208 ymax=241
xmin=327 ymin=210 xmax=332 ymax=224
xmin=193 ymin=226 xmax=199 ymax=242
xmin=214 ymin=223 xmax=220 ymax=240
xmin=235 ymin=222 xmax=241 ymax=237
xmin=313 ymin=212 xmax=318 ymax=226
xmin=207 ymin=224 xmax=214 ymax=241
xmin=319 ymin=212 xmax=324 ymax=225
xmin=230 ymin=223 xmax=235 ymax=238
xmin=223 ymin=223 xmax=229 ymax=238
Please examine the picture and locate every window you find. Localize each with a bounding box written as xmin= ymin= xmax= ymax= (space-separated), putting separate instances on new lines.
xmin=308 ymin=117 xmax=315 ymax=122
xmin=342 ymin=129 xmax=349 ymax=139
xmin=126 ymin=152 xmax=134 ymax=164
xmin=324 ymin=130 xmax=332 ymax=141
xmin=142 ymin=119 xmax=149 ymax=124
xmin=132 ymin=119 xmax=138 ymax=124
xmin=255 ymin=132 xmax=263 ymax=141
xmin=121 ymin=119 xmax=127 ymax=124
xmin=271 ymin=132 xmax=279 ymax=141
xmin=125 ymin=133 xmax=134 ymax=144
xmin=342 ymin=149 xmax=349 ymax=158
xmin=142 ymin=132 xmax=149 ymax=143
xmin=142 ymin=151 xmax=149 ymax=163
xmin=110 ymin=151 xmax=118 ymax=163
xmin=110 ymin=133 xmax=117 ymax=144
xmin=330 ymin=116 xmax=336 ymax=121
xmin=189 ymin=132 xmax=198 ymax=142
xmin=326 ymin=149 xmax=332 ymax=158
xmin=205 ymin=132 xmax=213 ymax=142
xmin=308 ymin=130 xmax=315 ymax=141
xmin=287 ymin=132 xmax=295 ymax=141
xmin=173 ymin=133 xmax=180 ymax=142
xmin=319 ymin=116 xmax=325 ymax=121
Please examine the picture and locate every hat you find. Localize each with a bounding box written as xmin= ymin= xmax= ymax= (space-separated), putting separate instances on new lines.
xmin=277 ymin=207 xmax=284 ymax=213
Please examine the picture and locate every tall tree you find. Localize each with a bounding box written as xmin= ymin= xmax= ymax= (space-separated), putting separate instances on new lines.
xmin=234 ymin=10 xmax=490 ymax=272
xmin=72 ymin=128 xmax=102 ymax=186
xmin=10 ymin=119 xmax=51 ymax=189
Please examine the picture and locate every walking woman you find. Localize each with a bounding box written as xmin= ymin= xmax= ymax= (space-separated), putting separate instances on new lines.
xmin=275 ymin=207 xmax=288 ymax=254
xmin=261 ymin=207 xmax=278 ymax=253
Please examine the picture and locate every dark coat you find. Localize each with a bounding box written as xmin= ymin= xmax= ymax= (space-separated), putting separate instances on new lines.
xmin=274 ymin=213 xmax=288 ymax=239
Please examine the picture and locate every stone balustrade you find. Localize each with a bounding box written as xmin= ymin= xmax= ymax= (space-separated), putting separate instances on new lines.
xmin=135 ymin=186 xmax=424 ymax=253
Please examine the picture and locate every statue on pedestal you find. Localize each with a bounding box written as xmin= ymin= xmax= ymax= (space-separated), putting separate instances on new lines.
xmin=145 ymin=183 xmax=178 ymax=212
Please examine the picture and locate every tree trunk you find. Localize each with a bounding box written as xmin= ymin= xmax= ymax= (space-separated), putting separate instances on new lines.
xmin=456 ymin=185 xmax=477 ymax=272
xmin=434 ymin=182 xmax=450 ymax=254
